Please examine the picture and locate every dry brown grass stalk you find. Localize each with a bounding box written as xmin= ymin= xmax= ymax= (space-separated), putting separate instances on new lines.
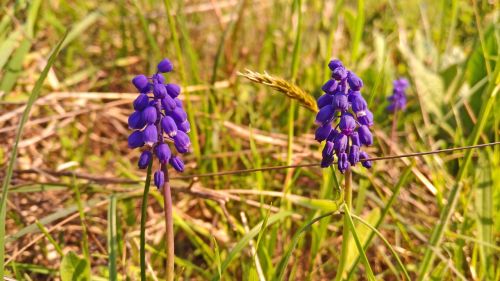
xmin=238 ymin=69 xmax=318 ymax=112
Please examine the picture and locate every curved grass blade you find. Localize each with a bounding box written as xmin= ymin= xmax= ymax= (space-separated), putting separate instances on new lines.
xmin=211 ymin=211 xmax=293 ymax=281
xmin=0 ymin=31 xmax=68 ymax=279
xmin=343 ymin=206 xmax=376 ymax=281
xmin=35 ymin=220 xmax=63 ymax=257
xmin=347 ymin=164 xmax=413 ymax=280
xmin=350 ymin=214 xmax=411 ymax=280
xmin=273 ymin=211 xmax=339 ymax=281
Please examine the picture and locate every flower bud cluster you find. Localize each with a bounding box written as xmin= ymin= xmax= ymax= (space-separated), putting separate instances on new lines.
xmin=127 ymin=59 xmax=191 ymax=188
xmin=315 ymin=59 xmax=374 ymax=173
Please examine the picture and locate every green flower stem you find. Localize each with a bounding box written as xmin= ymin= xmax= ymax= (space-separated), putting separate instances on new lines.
xmin=335 ymin=168 xmax=352 ymax=281
xmin=140 ymin=159 xmax=153 ymax=281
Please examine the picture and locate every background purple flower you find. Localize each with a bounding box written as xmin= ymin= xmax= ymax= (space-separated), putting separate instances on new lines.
xmin=387 ymin=78 xmax=409 ymax=112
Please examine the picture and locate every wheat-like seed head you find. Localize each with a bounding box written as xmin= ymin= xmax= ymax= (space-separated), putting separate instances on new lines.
xmin=238 ymin=69 xmax=318 ymax=113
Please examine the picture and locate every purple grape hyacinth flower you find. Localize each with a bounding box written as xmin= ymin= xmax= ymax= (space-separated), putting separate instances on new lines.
xmin=387 ymin=78 xmax=409 ymax=112
xmin=314 ymin=59 xmax=375 ymax=173
xmin=127 ymin=59 xmax=192 ymax=189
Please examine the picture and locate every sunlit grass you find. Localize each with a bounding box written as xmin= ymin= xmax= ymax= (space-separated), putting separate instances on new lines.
xmin=0 ymin=0 xmax=498 ymax=280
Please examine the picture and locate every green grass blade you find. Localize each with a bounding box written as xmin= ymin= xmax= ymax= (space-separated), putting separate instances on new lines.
xmin=211 ymin=211 xmax=293 ymax=281
xmin=35 ymin=220 xmax=63 ymax=257
xmin=283 ymin=0 xmax=303 ymax=196
xmin=212 ymin=236 xmax=222 ymax=280
xmin=0 ymin=29 xmax=21 ymax=71
xmin=350 ymin=214 xmax=411 ymax=280
xmin=163 ymin=0 xmax=201 ymax=159
xmin=131 ymin=1 xmax=160 ymax=59
xmin=347 ymin=164 xmax=414 ymax=280
xmin=273 ymin=211 xmax=338 ymax=281
xmin=0 ymin=31 xmax=68 ymax=279
xmin=351 ymin=0 xmax=365 ymax=63
xmin=254 ymin=206 xmax=272 ymax=259
xmin=71 ymin=178 xmax=91 ymax=278
xmin=140 ymin=160 xmax=153 ymax=281
xmin=107 ymin=195 xmax=118 ymax=281
xmin=343 ymin=206 xmax=376 ymax=281
xmin=61 ymin=11 xmax=100 ymax=50
xmin=0 ymin=0 xmax=41 ymax=94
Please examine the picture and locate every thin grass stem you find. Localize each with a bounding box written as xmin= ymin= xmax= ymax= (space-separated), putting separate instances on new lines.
xmin=347 ymin=164 xmax=414 ymax=280
xmin=335 ymin=168 xmax=352 ymax=281
xmin=140 ymin=159 xmax=154 ymax=281
xmin=161 ymin=164 xmax=175 ymax=281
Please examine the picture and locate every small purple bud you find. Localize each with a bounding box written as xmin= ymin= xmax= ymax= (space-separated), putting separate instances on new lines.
xmin=338 ymin=152 xmax=349 ymax=173
xmin=351 ymin=94 xmax=367 ymax=113
xmin=178 ymin=120 xmax=191 ymax=133
xmin=321 ymin=80 xmax=338 ymax=94
xmin=166 ymin=84 xmax=181 ymax=98
xmin=322 ymin=141 xmax=335 ymax=160
xmin=321 ymin=157 xmax=334 ymax=168
xmin=138 ymin=150 xmax=152 ymax=169
xmin=161 ymin=116 xmax=178 ymax=137
xmin=359 ymin=151 xmax=372 ymax=168
xmin=350 ymin=132 xmax=360 ymax=146
xmin=157 ymin=59 xmax=174 ymax=73
xmin=358 ymin=125 xmax=373 ymax=146
xmin=332 ymin=66 xmax=347 ymax=80
xmin=174 ymin=98 xmax=183 ymax=108
xmin=154 ymin=170 xmax=165 ymax=189
xmin=155 ymin=143 xmax=171 ymax=164
xmin=132 ymin=75 xmax=149 ymax=92
xmin=332 ymin=94 xmax=348 ymax=112
xmin=128 ymin=130 xmax=144 ymax=148
xmin=348 ymin=145 xmax=360 ymax=166
xmin=142 ymin=106 xmax=157 ymax=124
xmin=393 ymin=78 xmax=409 ymax=89
xmin=315 ymin=123 xmax=332 ymax=142
xmin=168 ymin=107 xmax=188 ymax=123
xmin=128 ymin=111 xmax=145 ymax=129
xmin=347 ymin=71 xmax=363 ymax=91
xmin=348 ymin=90 xmax=361 ymax=102
xmin=169 ymin=156 xmax=185 ymax=172
xmin=336 ymin=80 xmax=348 ymax=94
xmin=317 ymin=94 xmax=334 ymax=108
xmin=333 ymin=133 xmax=348 ymax=153
xmin=173 ymin=130 xmax=191 ymax=153
xmin=358 ymin=110 xmax=374 ymax=127
xmin=161 ymin=94 xmax=177 ymax=111
xmin=328 ymin=59 xmax=343 ymax=71
xmin=152 ymin=73 xmax=165 ymax=84
xmin=142 ymin=124 xmax=158 ymax=146
xmin=339 ymin=114 xmax=356 ymax=136
xmin=315 ymin=105 xmax=335 ymax=125
xmin=327 ymin=129 xmax=340 ymax=142
xmin=133 ymin=94 xmax=149 ymax=111
xmin=153 ymin=83 xmax=167 ymax=99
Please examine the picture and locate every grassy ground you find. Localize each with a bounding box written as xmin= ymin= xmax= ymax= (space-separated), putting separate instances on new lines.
xmin=0 ymin=0 xmax=498 ymax=280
